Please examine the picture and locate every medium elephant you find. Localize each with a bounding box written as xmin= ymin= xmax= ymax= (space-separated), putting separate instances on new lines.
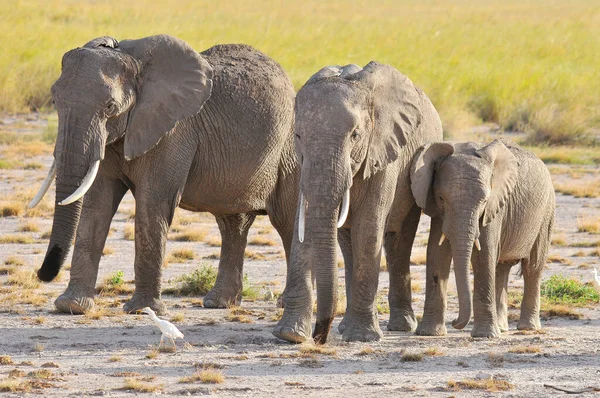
xmin=273 ymin=62 xmax=443 ymax=344
xmin=410 ymin=138 xmax=555 ymax=337
xmin=30 ymin=34 xmax=299 ymax=314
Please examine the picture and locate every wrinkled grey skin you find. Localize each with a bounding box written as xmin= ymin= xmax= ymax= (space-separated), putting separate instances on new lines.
xmin=273 ymin=62 xmax=442 ymax=343
xmin=411 ymin=139 xmax=555 ymax=338
xmin=37 ymin=35 xmax=298 ymax=315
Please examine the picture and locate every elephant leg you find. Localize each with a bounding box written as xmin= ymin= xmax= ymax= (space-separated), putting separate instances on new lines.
xmin=268 ymin=201 xmax=295 ymax=308
xmin=337 ymin=228 xmax=353 ymax=334
xmin=204 ymin=213 xmax=256 ymax=308
xmin=495 ymin=263 xmax=512 ymax=332
xmin=471 ymin=235 xmax=501 ymax=338
xmin=386 ymin=203 xmax=420 ymax=332
xmin=518 ymin=258 xmax=543 ymax=330
xmin=55 ymin=174 xmax=128 ymax=314
xmin=417 ymin=216 xmax=451 ymax=336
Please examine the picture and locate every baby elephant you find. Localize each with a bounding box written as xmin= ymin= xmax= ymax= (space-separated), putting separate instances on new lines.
xmin=410 ymin=138 xmax=555 ymax=338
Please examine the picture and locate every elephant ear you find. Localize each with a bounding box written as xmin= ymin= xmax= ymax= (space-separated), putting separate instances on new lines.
xmin=354 ymin=62 xmax=423 ymax=179
xmin=410 ymin=142 xmax=454 ymax=216
xmin=84 ymin=36 xmax=119 ymax=49
xmin=119 ymin=35 xmax=213 ymax=160
xmin=475 ymin=139 xmax=519 ymax=226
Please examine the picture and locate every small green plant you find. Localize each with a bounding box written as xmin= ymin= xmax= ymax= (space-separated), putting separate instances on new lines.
xmin=541 ymin=274 xmax=599 ymax=305
xmin=165 ymin=264 xmax=217 ymax=296
xmin=242 ymin=274 xmax=259 ymax=300
xmin=108 ymin=271 xmax=125 ymax=286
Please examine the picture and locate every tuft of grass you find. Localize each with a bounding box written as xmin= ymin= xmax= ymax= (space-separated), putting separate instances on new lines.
xmin=17 ymin=220 xmax=39 ymax=232
xmin=4 ymin=256 xmax=25 ymax=266
xmin=7 ymin=269 xmax=40 ymax=289
xmin=401 ymin=352 xmax=423 ymax=362
xmin=448 ymin=378 xmax=514 ymax=392
xmin=577 ymin=216 xmax=600 ymax=233
xmin=299 ymin=344 xmax=337 ymax=356
xmin=108 ymin=355 xmax=122 ymax=362
xmin=423 ymin=347 xmax=444 ymax=357
xmin=0 ymin=234 xmax=34 ymax=244
xmin=540 ymin=303 xmax=583 ymax=320
xmin=33 ymin=343 xmax=45 ymax=352
xmin=123 ymin=223 xmax=135 ymax=240
xmin=172 ymin=229 xmax=207 ymax=242
xmin=145 ymin=350 xmax=159 ymax=359
xmin=0 ymin=355 xmax=13 ymax=365
xmin=508 ymin=346 xmax=541 ymax=354
xmin=180 ymin=365 xmax=225 ymax=384
xmin=122 ymin=378 xmax=162 ymax=393
xmin=248 ymin=236 xmax=277 ymax=246
xmin=244 ymin=249 xmax=266 ymax=261
xmin=102 ymin=246 xmax=114 ymax=256
xmin=1 ymin=203 xmax=23 ymax=217
xmin=168 ymin=249 xmax=196 ymax=263
xmin=205 ymin=237 xmax=222 ymax=247
xmin=487 ymin=352 xmax=505 ymax=367
xmin=170 ymin=313 xmax=185 ymax=323
xmin=164 ymin=264 xmax=217 ymax=296
xmin=541 ymin=274 xmax=599 ymax=305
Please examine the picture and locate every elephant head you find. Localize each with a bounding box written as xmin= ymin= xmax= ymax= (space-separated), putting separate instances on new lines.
xmin=32 ymin=35 xmax=213 ymax=282
xmin=294 ymin=61 xmax=422 ymax=342
xmin=410 ymin=139 xmax=518 ymax=329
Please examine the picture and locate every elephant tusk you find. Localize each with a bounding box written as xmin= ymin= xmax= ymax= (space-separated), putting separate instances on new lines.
xmin=28 ymin=160 xmax=56 ymax=209
xmin=298 ymin=192 xmax=306 ymax=243
xmin=475 ymin=239 xmax=481 ymax=251
xmin=337 ymin=189 xmax=350 ymax=228
xmin=58 ymin=160 xmax=100 ymax=206
xmin=438 ymin=233 xmax=446 ymax=246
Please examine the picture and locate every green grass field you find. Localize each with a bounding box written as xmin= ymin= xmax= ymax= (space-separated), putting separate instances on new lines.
xmin=1 ymin=0 xmax=600 ymax=143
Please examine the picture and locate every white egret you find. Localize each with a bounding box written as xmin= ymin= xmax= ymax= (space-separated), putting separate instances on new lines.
xmin=593 ymin=268 xmax=600 ymax=293
xmin=138 ymin=307 xmax=184 ymax=349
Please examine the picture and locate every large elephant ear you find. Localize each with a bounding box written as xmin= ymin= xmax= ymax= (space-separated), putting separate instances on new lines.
xmin=354 ymin=62 xmax=423 ymax=179
xmin=475 ymin=139 xmax=519 ymax=226
xmin=410 ymin=142 xmax=454 ymax=216
xmin=119 ymin=35 xmax=213 ymax=160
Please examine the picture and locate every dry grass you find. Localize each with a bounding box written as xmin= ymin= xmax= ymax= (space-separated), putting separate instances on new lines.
xmin=0 ymin=203 xmax=23 ymax=217
xmin=108 ymin=355 xmax=122 ymax=362
xmin=121 ymin=378 xmax=163 ymax=393
xmin=123 ymin=223 xmax=135 ymax=240
xmin=33 ymin=343 xmax=45 ymax=352
xmin=410 ymin=252 xmax=427 ymax=265
xmin=423 ymin=347 xmax=444 ymax=357
xmin=4 ymin=256 xmax=24 ymax=266
xmin=0 ymin=234 xmax=34 ymax=244
xmin=6 ymin=269 xmax=41 ymax=289
xmin=554 ymin=181 xmax=600 ymax=198
xmin=508 ymin=346 xmax=541 ymax=354
xmin=248 ymin=236 xmax=277 ymax=246
xmin=145 ymin=350 xmax=159 ymax=359
xmin=540 ymin=303 xmax=582 ymax=320
xmin=487 ymin=352 xmax=505 ymax=367
xmin=102 ymin=246 xmax=114 ymax=256
xmin=0 ymin=355 xmax=13 ymax=365
xmin=172 ymin=229 xmax=207 ymax=242
xmin=448 ymin=378 xmax=514 ymax=392
xmin=299 ymin=344 xmax=337 ymax=356
xmin=244 ymin=250 xmax=266 ymax=261
xmin=551 ymin=233 xmax=567 ymax=247
xmin=170 ymin=313 xmax=185 ymax=322
xmin=17 ymin=220 xmax=39 ymax=232
xmin=168 ymin=248 xmax=196 ymax=263
xmin=577 ymin=216 xmax=600 ymax=233
xmin=180 ymin=365 xmax=225 ymax=384
xmin=401 ymin=352 xmax=423 ymax=362
xmin=205 ymin=237 xmax=222 ymax=247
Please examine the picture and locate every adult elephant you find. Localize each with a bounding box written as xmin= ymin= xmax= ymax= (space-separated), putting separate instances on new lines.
xmin=410 ymin=139 xmax=554 ymax=337
xmin=273 ymin=62 xmax=443 ymax=343
xmin=30 ymin=34 xmax=298 ymax=314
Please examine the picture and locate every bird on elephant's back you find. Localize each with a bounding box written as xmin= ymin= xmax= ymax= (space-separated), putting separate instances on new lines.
xmin=273 ymin=61 xmax=443 ymax=344
xmin=410 ymin=138 xmax=555 ymax=338
xmin=30 ymin=34 xmax=300 ymax=316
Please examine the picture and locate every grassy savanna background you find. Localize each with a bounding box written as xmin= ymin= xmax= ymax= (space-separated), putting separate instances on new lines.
xmin=1 ymin=0 xmax=600 ymax=146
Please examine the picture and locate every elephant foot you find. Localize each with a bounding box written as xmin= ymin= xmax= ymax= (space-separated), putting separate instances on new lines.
xmin=342 ymin=320 xmax=383 ymax=342
xmin=123 ymin=294 xmax=166 ymax=315
xmin=388 ymin=311 xmax=417 ymax=332
xmin=203 ymin=285 xmax=241 ymax=308
xmin=338 ymin=314 xmax=350 ymax=334
xmin=471 ymin=323 xmax=501 ymax=338
xmin=498 ymin=319 xmax=509 ymax=333
xmin=55 ymin=289 xmax=95 ymax=314
xmin=273 ymin=312 xmax=312 ymax=344
xmin=416 ymin=320 xmax=447 ymax=336
xmin=517 ymin=317 xmax=541 ymax=331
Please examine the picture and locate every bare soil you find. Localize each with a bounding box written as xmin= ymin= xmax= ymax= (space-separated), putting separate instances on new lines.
xmin=0 ymin=116 xmax=599 ymax=397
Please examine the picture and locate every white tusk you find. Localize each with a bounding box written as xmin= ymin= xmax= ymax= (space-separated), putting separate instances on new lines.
xmin=475 ymin=239 xmax=481 ymax=251
xmin=337 ymin=189 xmax=350 ymax=228
xmin=58 ymin=160 xmax=100 ymax=206
xmin=298 ymin=192 xmax=306 ymax=243
xmin=28 ymin=160 xmax=56 ymax=209
xmin=438 ymin=233 xmax=446 ymax=246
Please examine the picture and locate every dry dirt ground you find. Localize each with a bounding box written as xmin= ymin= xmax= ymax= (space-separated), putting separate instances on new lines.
xmin=0 ymin=115 xmax=599 ymax=397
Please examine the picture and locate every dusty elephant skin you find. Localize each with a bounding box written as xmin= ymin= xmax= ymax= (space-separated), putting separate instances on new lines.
xmin=411 ymin=138 xmax=555 ymax=338
xmin=32 ymin=34 xmax=299 ymax=315
xmin=273 ymin=62 xmax=443 ymax=344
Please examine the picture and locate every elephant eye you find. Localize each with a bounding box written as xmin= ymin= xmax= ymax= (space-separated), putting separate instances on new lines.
xmin=351 ymin=130 xmax=360 ymax=142
xmin=295 ymin=134 xmax=301 ymax=140
xmin=105 ymin=101 xmax=118 ymax=117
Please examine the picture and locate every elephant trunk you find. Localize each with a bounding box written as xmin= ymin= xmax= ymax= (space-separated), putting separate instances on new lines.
xmin=37 ymin=115 xmax=102 ymax=282
xmin=449 ymin=210 xmax=478 ymax=329
xmin=300 ymin=158 xmax=350 ymax=344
